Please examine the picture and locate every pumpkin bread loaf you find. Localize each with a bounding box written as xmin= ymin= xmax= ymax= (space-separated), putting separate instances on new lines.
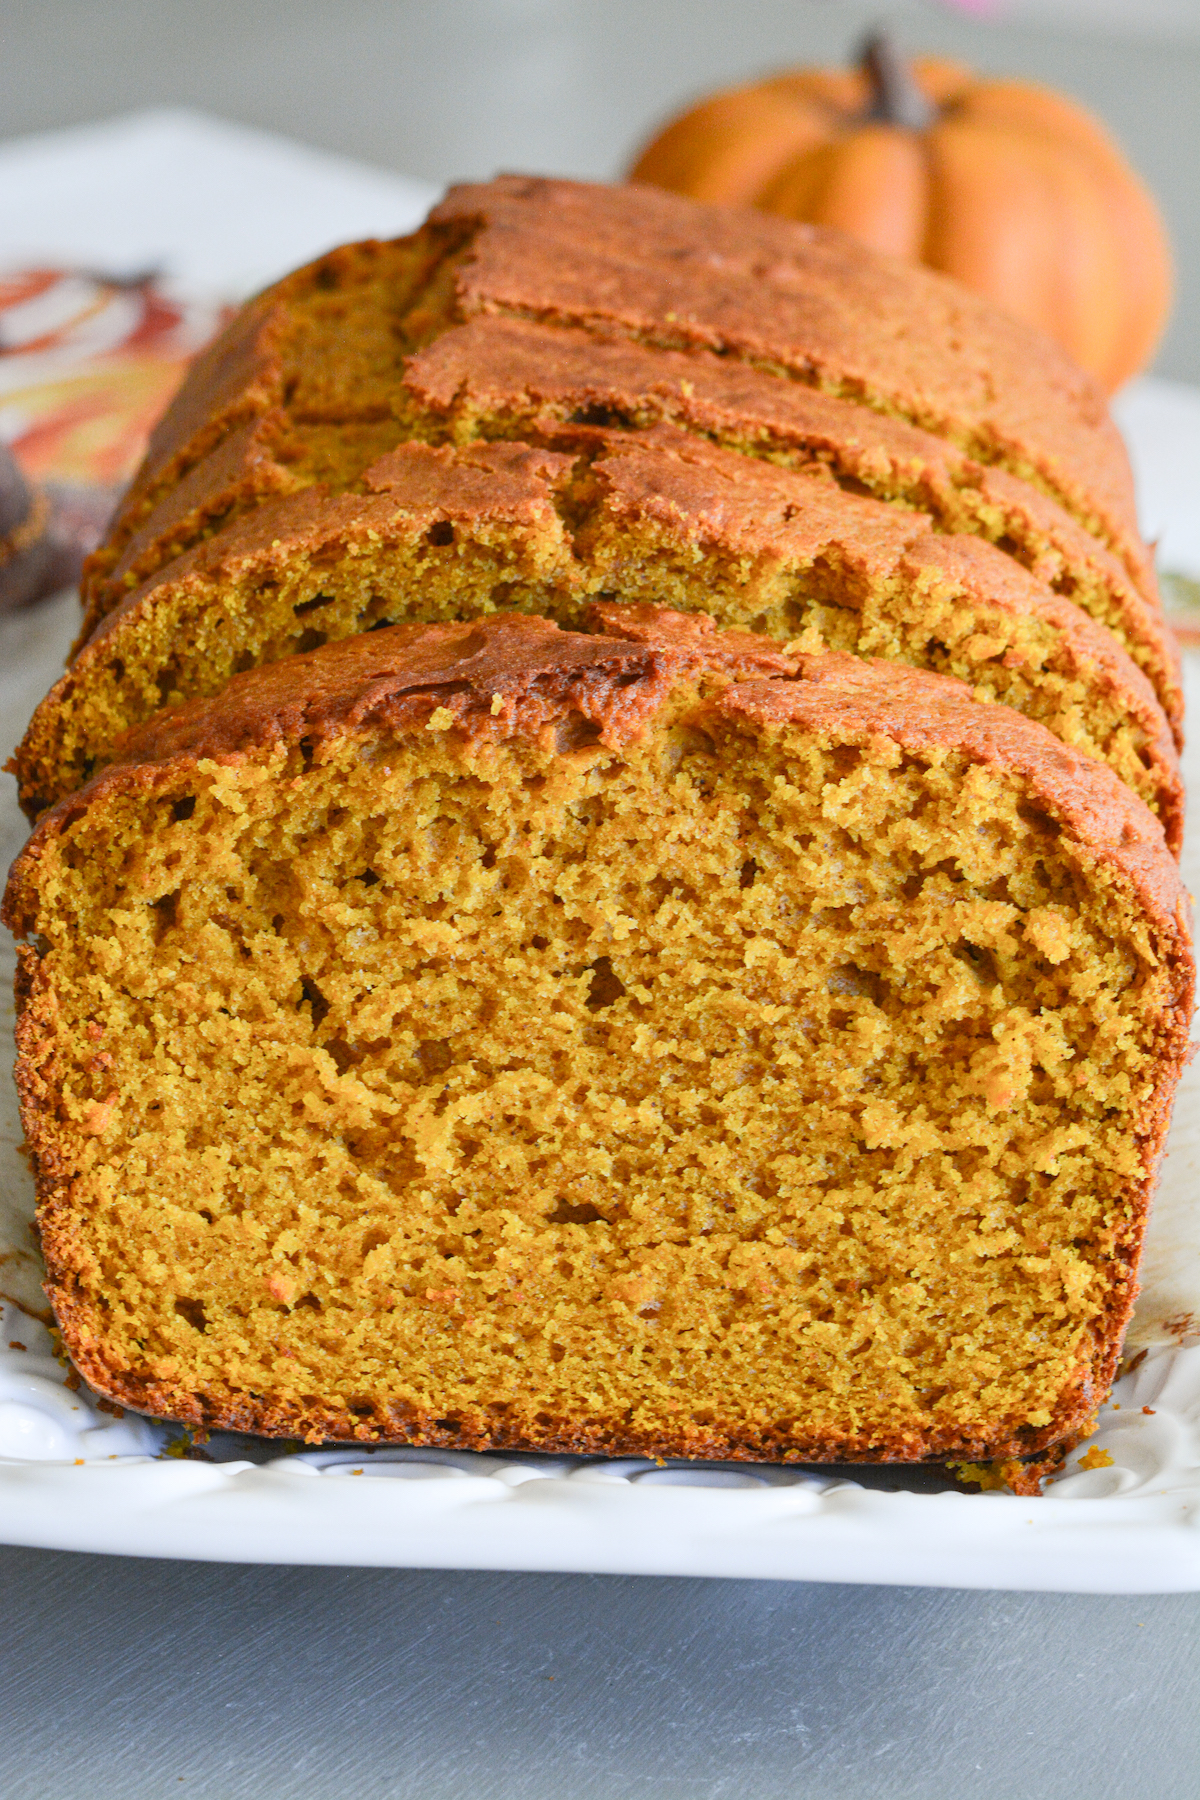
xmin=14 ymin=428 xmax=1183 ymax=848
xmin=64 ymin=179 xmax=1176 ymax=721
xmin=5 ymin=610 xmax=1191 ymax=1475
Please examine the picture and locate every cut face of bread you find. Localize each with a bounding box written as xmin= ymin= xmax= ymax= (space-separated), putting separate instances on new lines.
xmin=15 ymin=433 xmax=1183 ymax=851
xmin=6 ymin=613 xmax=1190 ymax=1469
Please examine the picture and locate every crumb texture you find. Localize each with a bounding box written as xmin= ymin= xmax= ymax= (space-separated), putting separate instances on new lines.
xmin=7 ymin=620 xmax=1191 ymax=1462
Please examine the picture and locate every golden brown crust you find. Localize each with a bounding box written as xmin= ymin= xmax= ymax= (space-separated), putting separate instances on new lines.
xmin=24 ymin=1319 xmax=1110 ymax=1466
xmin=81 ymin=177 xmax=1160 ymax=654
xmin=404 ymin=313 xmax=1180 ymax=732
xmin=432 ymin=176 xmax=1148 ymax=583
xmin=362 ymin=436 xmax=577 ymax=520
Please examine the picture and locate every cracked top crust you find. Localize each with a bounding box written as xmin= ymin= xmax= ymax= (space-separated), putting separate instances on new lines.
xmin=429 ymin=178 xmax=1142 ymax=563
xmin=86 ymin=177 xmax=1155 ymax=623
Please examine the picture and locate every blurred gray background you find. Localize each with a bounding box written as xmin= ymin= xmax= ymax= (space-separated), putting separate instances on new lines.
xmin=4 ymin=5 xmax=1200 ymax=1797
xmin=3 ymin=0 xmax=1200 ymax=378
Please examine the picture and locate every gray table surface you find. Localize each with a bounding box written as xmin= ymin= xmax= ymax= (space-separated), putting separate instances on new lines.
xmin=3 ymin=5 xmax=1200 ymax=1794
xmin=4 ymin=1550 xmax=1200 ymax=1800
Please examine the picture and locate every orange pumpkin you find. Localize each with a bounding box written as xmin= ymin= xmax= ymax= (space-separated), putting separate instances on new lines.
xmin=629 ymin=34 xmax=1172 ymax=393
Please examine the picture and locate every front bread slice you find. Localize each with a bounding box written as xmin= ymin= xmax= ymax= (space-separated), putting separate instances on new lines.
xmin=5 ymin=611 xmax=1191 ymax=1480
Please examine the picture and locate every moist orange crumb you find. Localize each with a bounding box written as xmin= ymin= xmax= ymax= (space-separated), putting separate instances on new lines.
xmin=5 ymin=611 xmax=1190 ymax=1467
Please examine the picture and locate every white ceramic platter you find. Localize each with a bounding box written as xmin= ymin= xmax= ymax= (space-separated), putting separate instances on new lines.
xmin=2 ymin=352 xmax=1200 ymax=1589
xmin=1 ymin=1296 xmax=1198 ymax=1591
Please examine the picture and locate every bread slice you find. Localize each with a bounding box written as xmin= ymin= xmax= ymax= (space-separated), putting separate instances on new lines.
xmin=402 ymin=316 xmax=1181 ymax=733
xmin=6 ymin=610 xmax=1190 ymax=1482
xmin=76 ymin=178 xmax=1175 ymax=730
xmin=15 ymin=432 xmax=1183 ymax=852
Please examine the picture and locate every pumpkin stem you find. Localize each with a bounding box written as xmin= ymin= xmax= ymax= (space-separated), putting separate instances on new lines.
xmin=861 ymin=29 xmax=936 ymax=131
